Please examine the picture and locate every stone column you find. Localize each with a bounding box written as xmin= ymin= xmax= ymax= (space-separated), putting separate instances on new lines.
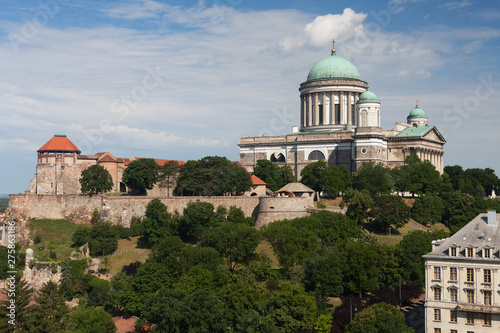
xmin=325 ymin=93 xmax=331 ymax=125
xmin=340 ymin=92 xmax=345 ymax=125
xmin=307 ymin=94 xmax=312 ymax=127
xmin=347 ymin=92 xmax=352 ymax=125
xmin=331 ymin=92 xmax=336 ymax=124
xmin=322 ymin=92 xmax=327 ymax=125
xmin=354 ymin=93 xmax=359 ymax=126
xmin=301 ymin=96 xmax=305 ymax=127
xmin=314 ymin=93 xmax=319 ymax=126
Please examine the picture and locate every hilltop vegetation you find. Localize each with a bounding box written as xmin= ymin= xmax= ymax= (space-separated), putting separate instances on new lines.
xmin=4 ymin=156 xmax=500 ymax=332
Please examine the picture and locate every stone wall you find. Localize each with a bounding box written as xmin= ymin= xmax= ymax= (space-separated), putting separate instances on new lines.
xmin=256 ymin=197 xmax=314 ymax=228
xmin=7 ymin=193 xmax=318 ymax=230
xmin=7 ymin=193 xmax=261 ymax=227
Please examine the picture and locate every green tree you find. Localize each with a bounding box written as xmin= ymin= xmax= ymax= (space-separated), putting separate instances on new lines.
xmin=354 ymin=162 xmax=393 ymax=196
xmin=142 ymin=289 xmax=226 ymax=332
xmin=122 ymin=158 xmax=159 ymax=195
xmin=107 ymin=272 xmax=133 ymax=312
xmin=69 ymin=306 xmax=117 ymax=333
xmin=227 ymin=205 xmax=254 ymax=226
xmin=79 ymin=164 xmax=114 ymax=196
xmin=262 ymin=211 xmax=361 ymax=269
xmin=264 ymin=282 xmax=318 ymax=332
xmin=253 ymin=159 xmax=295 ymax=191
xmin=142 ymin=198 xmax=172 ymax=244
xmin=88 ymin=221 xmax=118 ymax=257
xmin=178 ymin=202 xmax=216 ymax=241
xmin=304 ymin=246 xmax=345 ymax=297
xmin=405 ymin=155 xmax=442 ymax=195
xmin=345 ymin=303 xmax=414 ymax=333
xmin=178 ymin=246 xmax=223 ymax=273
xmin=411 ymin=194 xmax=443 ymax=225
xmin=176 ymin=156 xmax=252 ymax=195
xmin=391 ymin=166 xmax=410 ymax=195
xmin=157 ymin=160 xmax=180 ymax=197
xmin=341 ymin=188 xmax=374 ymax=226
xmin=343 ymin=240 xmax=383 ymax=296
xmin=201 ymin=222 xmax=261 ymax=271
xmin=148 ymin=235 xmax=185 ymax=276
xmin=279 ymin=165 xmax=296 ymax=187
xmin=0 ymin=275 xmax=33 ymax=332
xmin=369 ymin=195 xmax=411 ymax=232
xmin=217 ymin=271 xmax=271 ymax=331
xmin=173 ymin=265 xmax=215 ymax=294
xmin=85 ymin=275 xmax=111 ymax=307
xmin=30 ymin=281 xmax=70 ymax=332
xmin=300 ymin=160 xmax=351 ymax=197
xmin=124 ymin=262 xmax=174 ymax=315
xmin=72 ymin=226 xmax=90 ymax=247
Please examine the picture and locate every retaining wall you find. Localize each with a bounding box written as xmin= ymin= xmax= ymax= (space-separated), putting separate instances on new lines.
xmin=7 ymin=193 xmax=261 ymax=227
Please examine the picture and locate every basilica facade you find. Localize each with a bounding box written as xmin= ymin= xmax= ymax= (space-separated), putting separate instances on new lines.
xmin=239 ymin=42 xmax=446 ymax=177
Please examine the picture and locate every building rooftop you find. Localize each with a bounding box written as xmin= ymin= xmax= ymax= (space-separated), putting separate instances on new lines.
xmin=424 ymin=211 xmax=500 ymax=259
xmin=278 ymin=182 xmax=314 ymax=193
xmin=37 ymin=135 xmax=81 ymax=153
xmin=394 ymin=125 xmax=434 ymax=138
xmin=251 ymin=174 xmax=267 ymax=186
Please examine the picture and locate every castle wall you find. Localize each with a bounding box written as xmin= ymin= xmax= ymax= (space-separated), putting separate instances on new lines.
xmin=256 ymin=197 xmax=314 ymax=228
xmin=7 ymin=194 xmax=261 ymax=227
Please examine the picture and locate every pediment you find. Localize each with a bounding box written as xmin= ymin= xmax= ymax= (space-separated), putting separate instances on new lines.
xmin=423 ymin=127 xmax=446 ymax=143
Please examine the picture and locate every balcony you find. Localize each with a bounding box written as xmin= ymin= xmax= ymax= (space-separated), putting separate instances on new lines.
xmin=457 ymin=303 xmax=500 ymax=314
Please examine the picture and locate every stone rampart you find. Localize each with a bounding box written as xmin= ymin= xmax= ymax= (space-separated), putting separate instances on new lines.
xmin=7 ymin=193 xmax=319 ymax=229
xmin=256 ymin=197 xmax=314 ymax=228
xmin=7 ymin=193 xmax=261 ymax=227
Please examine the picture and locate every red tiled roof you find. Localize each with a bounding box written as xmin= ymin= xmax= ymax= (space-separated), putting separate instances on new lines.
xmin=38 ymin=135 xmax=81 ymax=153
xmin=112 ymin=315 xmax=137 ymax=333
xmin=251 ymin=174 xmax=267 ymax=185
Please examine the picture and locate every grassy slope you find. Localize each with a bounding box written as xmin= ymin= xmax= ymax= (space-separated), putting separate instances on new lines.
xmin=28 ymin=219 xmax=88 ymax=261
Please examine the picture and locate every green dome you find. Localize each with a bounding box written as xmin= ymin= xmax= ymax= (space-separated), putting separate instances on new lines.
xmin=357 ymin=89 xmax=380 ymax=103
xmin=408 ymin=105 xmax=427 ymax=118
xmin=307 ymin=51 xmax=361 ymax=82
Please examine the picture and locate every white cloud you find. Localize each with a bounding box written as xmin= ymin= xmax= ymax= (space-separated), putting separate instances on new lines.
xmin=303 ymin=8 xmax=367 ymax=48
xmin=103 ymin=0 xmax=168 ymax=19
xmin=441 ymin=0 xmax=473 ymax=10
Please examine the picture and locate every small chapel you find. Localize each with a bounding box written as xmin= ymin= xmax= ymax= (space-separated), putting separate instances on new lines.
xmin=239 ymin=41 xmax=446 ymax=177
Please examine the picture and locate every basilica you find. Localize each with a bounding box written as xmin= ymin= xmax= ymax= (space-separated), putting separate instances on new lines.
xmin=239 ymin=42 xmax=446 ymax=177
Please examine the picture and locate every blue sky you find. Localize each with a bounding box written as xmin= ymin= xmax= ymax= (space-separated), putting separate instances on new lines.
xmin=1 ymin=0 xmax=500 ymax=194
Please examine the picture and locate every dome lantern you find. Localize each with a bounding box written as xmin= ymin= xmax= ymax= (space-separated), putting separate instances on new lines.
xmin=407 ymin=102 xmax=428 ymax=127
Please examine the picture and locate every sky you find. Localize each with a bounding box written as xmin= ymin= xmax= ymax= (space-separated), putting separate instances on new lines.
xmin=1 ymin=0 xmax=500 ymax=194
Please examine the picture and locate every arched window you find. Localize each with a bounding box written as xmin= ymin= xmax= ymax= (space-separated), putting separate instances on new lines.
xmin=361 ymin=110 xmax=368 ymax=127
xmin=308 ymin=150 xmax=326 ymax=160
xmin=270 ymin=153 xmax=285 ymax=163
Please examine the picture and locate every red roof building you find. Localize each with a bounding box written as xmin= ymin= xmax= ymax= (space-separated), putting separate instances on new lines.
xmin=37 ymin=135 xmax=81 ymax=154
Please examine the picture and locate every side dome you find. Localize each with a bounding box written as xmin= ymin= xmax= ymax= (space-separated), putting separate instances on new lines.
xmin=307 ymin=51 xmax=361 ymax=82
xmin=357 ymin=89 xmax=380 ymax=103
xmin=408 ymin=105 xmax=427 ymax=118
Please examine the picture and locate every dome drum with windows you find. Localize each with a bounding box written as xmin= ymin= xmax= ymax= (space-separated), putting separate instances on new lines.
xmin=299 ymin=40 xmax=378 ymax=132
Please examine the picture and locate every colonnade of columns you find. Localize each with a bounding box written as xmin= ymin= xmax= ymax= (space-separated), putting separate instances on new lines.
xmin=300 ymin=91 xmax=360 ymax=128
xmin=411 ymin=148 xmax=444 ymax=173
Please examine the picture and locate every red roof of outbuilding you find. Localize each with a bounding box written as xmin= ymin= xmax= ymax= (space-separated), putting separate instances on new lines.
xmin=38 ymin=135 xmax=81 ymax=153
xmin=251 ymin=175 xmax=267 ymax=185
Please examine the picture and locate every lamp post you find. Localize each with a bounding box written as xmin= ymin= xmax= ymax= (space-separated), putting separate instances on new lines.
xmin=350 ymin=296 xmax=358 ymax=322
